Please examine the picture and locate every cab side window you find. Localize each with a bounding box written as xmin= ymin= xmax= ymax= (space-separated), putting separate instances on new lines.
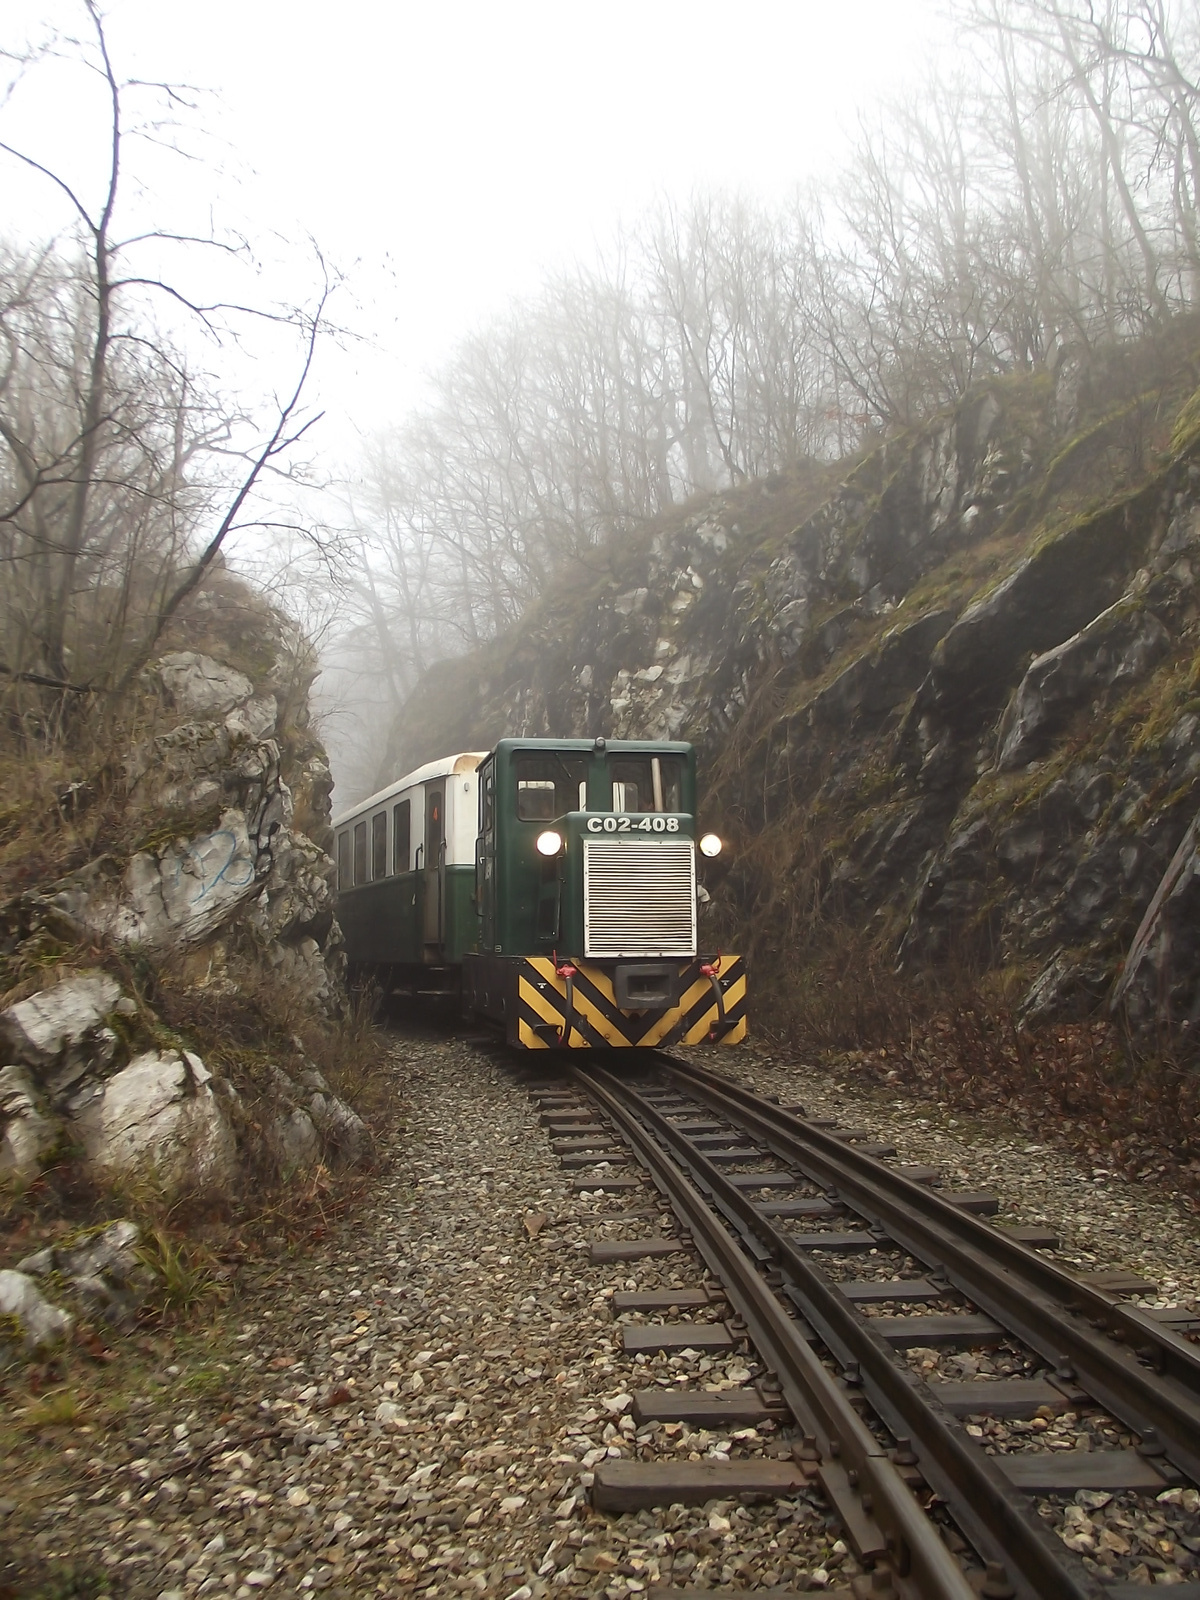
xmin=353 ymin=821 xmax=368 ymax=885
xmin=371 ymin=812 xmax=387 ymax=879
xmin=336 ymin=830 xmax=351 ymax=892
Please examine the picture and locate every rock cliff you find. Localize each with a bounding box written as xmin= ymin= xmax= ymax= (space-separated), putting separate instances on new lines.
xmin=389 ymin=323 xmax=1200 ymax=1040
xmin=1 ymin=580 xmax=364 ymax=1223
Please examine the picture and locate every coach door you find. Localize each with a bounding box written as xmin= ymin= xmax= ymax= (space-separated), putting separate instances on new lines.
xmin=423 ymin=783 xmax=444 ymax=956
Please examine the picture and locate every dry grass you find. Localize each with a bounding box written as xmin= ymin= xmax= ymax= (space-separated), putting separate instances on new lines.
xmin=751 ymin=924 xmax=1200 ymax=1206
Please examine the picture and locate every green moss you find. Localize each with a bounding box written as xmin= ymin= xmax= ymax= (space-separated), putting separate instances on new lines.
xmin=1121 ymin=652 xmax=1200 ymax=756
xmin=131 ymin=796 xmax=227 ymax=859
xmin=1169 ymin=384 xmax=1200 ymax=458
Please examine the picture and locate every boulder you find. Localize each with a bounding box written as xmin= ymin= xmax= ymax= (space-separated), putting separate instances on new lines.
xmin=1112 ymin=809 xmax=1200 ymax=1026
xmin=929 ymin=494 xmax=1153 ymax=721
xmin=153 ymin=652 xmax=254 ymax=717
xmin=808 ymin=609 xmax=957 ymax=729
xmin=309 ymin=1091 xmax=369 ymax=1164
xmin=0 ymin=1269 xmax=72 ymax=1351
xmin=993 ymin=781 xmax=1084 ymax=883
xmin=70 ymin=1050 xmax=237 ymax=1194
xmin=270 ymin=1106 xmax=321 ymax=1174
xmin=100 ymin=809 xmax=261 ymax=953
xmin=250 ymin=828 xmax=335 ymax=944
xmin=17 ymin=1219 xmax=153 ymax=1328
xmin=224 ymin=695 xmax=277 ymax=741
xmin=996 ymin=603 xmax=1170 ymax=769
xmin=0 ymin=1064 xmax=60 ymax=1180
xmin=0 ymin=971 xmax=121 ymax=1096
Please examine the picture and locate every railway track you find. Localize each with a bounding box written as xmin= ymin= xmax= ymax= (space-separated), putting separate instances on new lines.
xmin=526 ymin=1050 xmax=1200 ymax=1600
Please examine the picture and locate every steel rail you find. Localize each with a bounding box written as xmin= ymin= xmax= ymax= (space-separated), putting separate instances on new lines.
xmin=582 ymin=1066 xmax=1102 ymax=1600
xmin=659 ymin=1055 xmax=1200 ymax=1487
xmin=573 ymin=1062 xmax=978 ymax=1600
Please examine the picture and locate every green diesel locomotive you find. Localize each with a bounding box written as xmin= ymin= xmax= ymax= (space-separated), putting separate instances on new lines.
xmin=332 ymin=737 xmax=746 ymax=1050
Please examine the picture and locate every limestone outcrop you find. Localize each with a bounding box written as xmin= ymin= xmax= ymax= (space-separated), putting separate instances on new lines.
xmin=0 ymin=961 xmax=369 ymax=1195
xmin=2 ymin=622 xmax=362 ymax=1201
xmin=33 ymin=652 xmax=340 ymax=1004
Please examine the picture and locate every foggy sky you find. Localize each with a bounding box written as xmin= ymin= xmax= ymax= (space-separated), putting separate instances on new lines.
xmin=2 ymin=0 xmax=944 ymax=451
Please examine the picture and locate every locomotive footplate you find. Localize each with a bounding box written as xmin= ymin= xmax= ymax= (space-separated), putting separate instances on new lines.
xmin=464 ymin=952 xmax=746 ymax=1049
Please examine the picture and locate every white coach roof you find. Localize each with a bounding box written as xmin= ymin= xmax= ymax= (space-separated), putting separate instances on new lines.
xmin=332 ymin=750 xmax=488 ymax=829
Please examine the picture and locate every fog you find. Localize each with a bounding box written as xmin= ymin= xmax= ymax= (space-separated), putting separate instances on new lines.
xmin=1 ymin=0 xmax=944 ymax=442
xmin=4 ymin=0 xmax=1197 ymax=805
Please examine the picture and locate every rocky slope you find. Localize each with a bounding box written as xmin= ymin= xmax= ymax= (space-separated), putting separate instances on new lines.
xmin=389 ymin=322 xmax=1200 ymax=1039
xmin=1 ymin=580 xmax=367 ymax=1349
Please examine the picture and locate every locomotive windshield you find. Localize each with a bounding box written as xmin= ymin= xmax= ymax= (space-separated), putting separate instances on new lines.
xmin=515 ymin=755 xmax=588 ymax=820
xmin=609 ymin=755 xmax=683 ymax=813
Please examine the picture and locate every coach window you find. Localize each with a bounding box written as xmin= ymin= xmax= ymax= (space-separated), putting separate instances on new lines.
xmin=515 ymin=755 xmax=588 ymax=820
xmin=371 ymin=812 xmax=387 ymax=880
xmin=393 ymin=799 xmax=411 ymax=874
xmin=336 ymin=830 xmax=351 ymax=892
xmin=609 ymin=755 xmax=682 ymax=812
xmin=353 ymin=820 xmax=367 ymax=885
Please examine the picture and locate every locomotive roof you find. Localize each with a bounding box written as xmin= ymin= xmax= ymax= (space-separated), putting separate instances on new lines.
xmin=332 ymin=750 xmax=487 ymax=828
xmin=491 ymin=737 xmax=694 ymax=755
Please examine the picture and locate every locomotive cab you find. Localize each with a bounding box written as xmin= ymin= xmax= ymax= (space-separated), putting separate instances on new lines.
xmin=463 ymin=738 xmax=746 ymax=1048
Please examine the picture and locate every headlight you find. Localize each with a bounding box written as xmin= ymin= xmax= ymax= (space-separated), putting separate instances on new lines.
xmin=698 ymin=833 xmax=722 ymax=857
xmin=536 ymin=830 xmax=563 ymax=857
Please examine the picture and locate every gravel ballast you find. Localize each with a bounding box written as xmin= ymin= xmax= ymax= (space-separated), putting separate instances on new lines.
xmin=4 ymin=1028 xmax=1199 ymax=1597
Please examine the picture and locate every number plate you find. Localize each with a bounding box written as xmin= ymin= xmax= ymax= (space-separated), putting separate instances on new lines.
xmin=585 ymin=815 xmax=682 ymax=834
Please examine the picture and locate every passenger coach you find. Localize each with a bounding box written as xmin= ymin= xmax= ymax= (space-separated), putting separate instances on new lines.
xmin=332 ymin=737 xmax=746 ymax=1050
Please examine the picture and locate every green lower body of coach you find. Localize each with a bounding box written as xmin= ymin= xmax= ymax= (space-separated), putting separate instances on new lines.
xmin=337 ymin=865 xmax=476 ymax=989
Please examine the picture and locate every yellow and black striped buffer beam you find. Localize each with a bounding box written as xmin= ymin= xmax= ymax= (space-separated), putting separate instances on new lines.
xmin=515 ymin=957 xmax=747 ymax=1049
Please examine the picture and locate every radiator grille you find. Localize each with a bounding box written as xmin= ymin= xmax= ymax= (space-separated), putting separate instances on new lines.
xmin=583 ymin=838 xmax=696 ymax=958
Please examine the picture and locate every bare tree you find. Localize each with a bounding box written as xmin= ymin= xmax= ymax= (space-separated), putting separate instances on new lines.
xmin=0 ymin=1 xmax=332 ymax=728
